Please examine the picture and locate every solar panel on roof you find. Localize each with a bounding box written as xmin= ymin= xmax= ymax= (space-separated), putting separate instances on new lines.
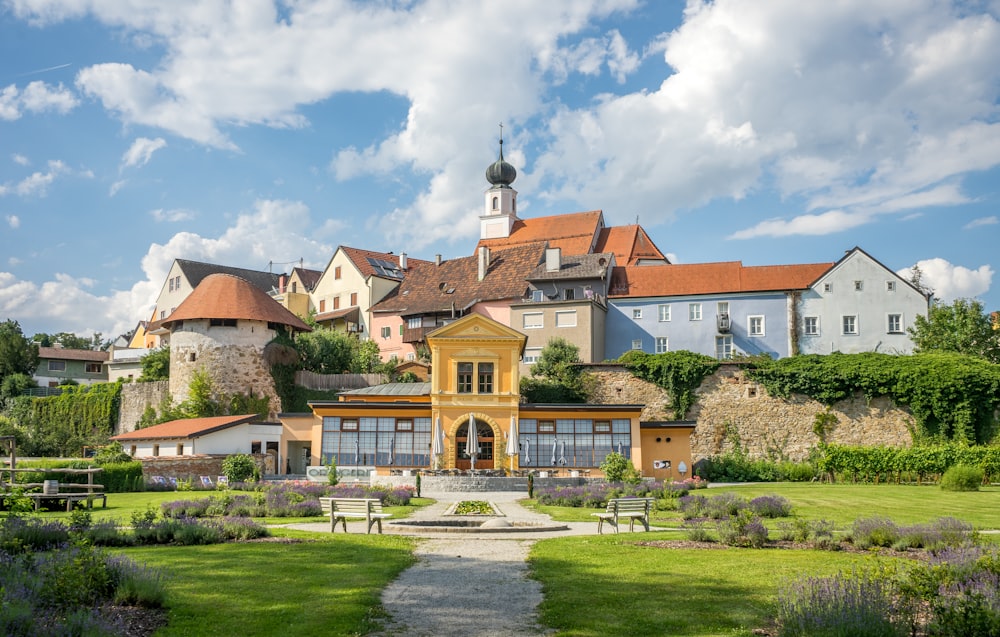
xmin=366 ymin=257 xmax=403 ymax=279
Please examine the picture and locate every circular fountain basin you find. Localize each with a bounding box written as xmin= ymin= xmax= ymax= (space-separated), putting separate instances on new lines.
xmin=387 ymin=519 xmax=568 ymax=534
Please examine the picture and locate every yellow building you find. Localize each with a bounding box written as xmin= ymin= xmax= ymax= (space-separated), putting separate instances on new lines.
xmin=281 ymin=313 xmax=693 ymax=478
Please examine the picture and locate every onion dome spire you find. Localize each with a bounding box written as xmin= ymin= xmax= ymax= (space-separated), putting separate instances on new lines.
xmin=486 ymin=123 xmax=516 ymax=188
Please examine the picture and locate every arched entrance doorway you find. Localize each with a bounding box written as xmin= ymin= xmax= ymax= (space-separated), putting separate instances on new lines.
xmin=455 ymin=420 xmax=495 ymax=470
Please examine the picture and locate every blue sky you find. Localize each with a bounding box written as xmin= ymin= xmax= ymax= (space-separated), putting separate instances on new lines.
xmin=1 ymin=0 xmax=998 ymax=340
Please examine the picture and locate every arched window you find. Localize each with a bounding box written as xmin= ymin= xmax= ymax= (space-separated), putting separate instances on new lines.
xmin=492 ymin=196 xmax=499 ymax=210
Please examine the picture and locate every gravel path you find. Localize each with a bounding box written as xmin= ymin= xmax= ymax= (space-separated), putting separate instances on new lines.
xmin=367 ymin=490 xmax=586 ymax=636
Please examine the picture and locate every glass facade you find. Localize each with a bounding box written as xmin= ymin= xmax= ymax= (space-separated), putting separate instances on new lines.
xmin=321 ymin=416 xmax=432 ymax=466
xmin=517 ymin=418 xmax=631 ymax=467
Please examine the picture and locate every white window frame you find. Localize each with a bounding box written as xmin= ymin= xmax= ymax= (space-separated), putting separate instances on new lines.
xmin=531 ymin=289 xmax=544 ymax=302
xmin=823 ymin=283 xmax=832 ymax=293
xmin=555 ymin=310 xmax=577 ymax=328
xmin=380 ymin=326 xmax=391 ymax=339
xmin=632 ymin=308 xmax=643 ymax=320
xmin=854 ymin=280 xmax=863 ymax=291
xmin=842 ymin=315 xmax=858 ymax=335
xmin=886 ymin=281 xmax=896 ymax=292
xmin=522 ymin=312 xmax=544 ymax=329
xmin=803 ymin=316 xmax=820 ymax=336
xmin=631 ymin=339 xmax=643 ymax=351
xmin=523 ymin=348 xmax=542 ymax=364
xmin=655 ymin=336 xmax=669 ymax=353
xmin=658 ymin=304 xmax=671 ymax=322
xmin=748 ymin=315 xmax=765 ymax=337
xmin=887 ymin=313 xmax=903 ymax=334
xmin=717 ymin=301 xmax=729 ymax=316
xmin=716 ymin=335 xmax=733 ymax=360
xmin=689 ymin=303 xmax=702 ymax=321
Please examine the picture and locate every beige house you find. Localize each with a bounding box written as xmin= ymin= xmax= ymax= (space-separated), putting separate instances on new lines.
xmin=310 ymin=246 xmax=428 ymax=338
xmin=270 ymin=266 xmax=322 ymax=320
xmin=510 ymin=248 xmax=614 ymax=376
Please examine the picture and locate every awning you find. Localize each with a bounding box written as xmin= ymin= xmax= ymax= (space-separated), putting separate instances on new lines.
xmin=314 ymin=306 xmax=360 ymax=324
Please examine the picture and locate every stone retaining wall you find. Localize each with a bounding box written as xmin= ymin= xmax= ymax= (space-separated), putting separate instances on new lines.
xmin=139 ymin=453 xmax=269 ymax=484
xmin=118 ymin=380 xmax=170 ymax=434
xmin=372 ymin=475 xmax=593 ymax=493
xmin=587 ymin=363 xmax=913 ymax=462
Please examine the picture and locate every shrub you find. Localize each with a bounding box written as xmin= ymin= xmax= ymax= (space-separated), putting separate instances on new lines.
xmin=716 ymin=509 xmax=769 ymax=548
xmin=221 ymin=453 xmax=258 ymax=483
xmin=683 ymin=521 xmax=713 ymax=542
xmin=704 ymin=492 xmax=747 ymax=519
xmin=777 ymin=569 xmax=913 ymax=637
xmin=941 ymin=464 xmax=984 ymax=492
xmin=749 ymin=494 xmax=793 ymax=518
xmin=851 ymin=516 xmax=900 ymax=549
xmin=599 ymin=452 xmax=632 ymax=483
xmin=678 ymin=494 xmax=708 ymax=519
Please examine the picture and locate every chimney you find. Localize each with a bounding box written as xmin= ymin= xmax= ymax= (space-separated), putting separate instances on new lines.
xmin=279 ymin=274 xmax=286 ymax=294
xmin=435 ymin=254 xmax=442 ymax=266
xmin=399 ymin=252 xmax=408 ymax=270
xmin=478 ymin=246 xmax=490 ymax=281
xmin=545 ymin=247 xmax=561 ymax=272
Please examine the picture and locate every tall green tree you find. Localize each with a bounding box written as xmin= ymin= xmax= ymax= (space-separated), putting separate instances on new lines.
xmin=138 ymin=346 xmax=170 ymax=381
xmin=0 ymin=319 xmax=39 ymax=384
xmin=520 ymin=337 xmax=593 ymax=402
xmin=908 ymin=298 xmax=1000 ymax=364
xmin=296 ymin=328 xmax=356 ymax=373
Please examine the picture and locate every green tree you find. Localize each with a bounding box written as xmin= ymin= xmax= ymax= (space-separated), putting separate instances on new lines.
xmin=908 ymin=298 xmax=1000 ymax=363
xmin=138 ymin=346 xmax=170 ymax=381
xmin=32 ymin=331 xmax=95 ymax=350
xmin=351 ymin=339 xmax=387 ymax=374
xmin=296 ymin=328 xmax=356 ymax=373
xmin=520 ymin=337 xmax=593 ymax=403
xmin=0 ymin=372 xmax=36 ymax=399
xmin=0 ymin=319 xmax=39 ymax=382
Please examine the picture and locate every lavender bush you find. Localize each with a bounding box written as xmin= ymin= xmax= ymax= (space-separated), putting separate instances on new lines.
xmin=777 ymin=569 xmax=913 ymax=637
xmin=850 ymin=516 xmax=900 ymax=549
xmin=716 ymin=509 xmax=769 ymax=548
xmin=749 ymin=494 xmax=793 ymax=518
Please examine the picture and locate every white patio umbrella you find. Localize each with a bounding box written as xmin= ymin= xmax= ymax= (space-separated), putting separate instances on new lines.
xmin=558 ymin=440 xmax=567 ymax=466
xmin=466 ymin=414 xmax=479 ymax=470
xmin=551 ymin=439 xmax=557 ymax=466
xmin=387 ymin=435 xmax=395 ymax=466
xmin=354 ymin=438 xmax=361 ymax=465
xmin=431 ymin=417 xmax=444 ymax=468
xmin=523 ymin=439 xmax=531 ymax=465
xmin=506 ymin=416 xmax=518 ymax=472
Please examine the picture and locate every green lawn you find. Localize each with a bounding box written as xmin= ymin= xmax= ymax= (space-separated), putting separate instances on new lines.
xmin=530 ymin=534 xmax=886 ymax=637
xmin=526 ymin=483 xmax=1000 ymax=530
xmin=119 ymin=530 xmax=416 ymax=636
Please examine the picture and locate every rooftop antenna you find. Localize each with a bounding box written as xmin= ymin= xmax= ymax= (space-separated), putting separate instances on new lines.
xmin=499 ymin=122 xmax=504 ymax=158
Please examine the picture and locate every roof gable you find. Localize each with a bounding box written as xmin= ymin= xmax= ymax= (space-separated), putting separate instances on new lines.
xmin=176 ymin=259 xmax=281 ymax=294
xmin=371 ymin=242 xmax=546 ymax=316
xmin=594 ymin=225 xmax=669 ymax=265
xmin=609 ymin=261 xmax=833 ymax=298
xmin=809 ymin=246 xmax=928 ymax=297
xmin=111 ymin=414 xmax=258 ymax=441
xmin=475 ymin=210 xmax=604 ymax=255
xmin=152 ymin=274 xmax=311 ymax=331
xmin=426 ymin=312 xmax=527 ymax=342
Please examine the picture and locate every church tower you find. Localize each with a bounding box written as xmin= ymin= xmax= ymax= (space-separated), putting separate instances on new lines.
xmin=480 ymin=127 xmax=519 ymax=239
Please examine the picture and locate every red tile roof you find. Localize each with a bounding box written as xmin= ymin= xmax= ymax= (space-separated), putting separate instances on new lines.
xmin=594 ymin=225 xmax=669 ymax=265
xmin=37 ymin=347 xmax=108 ymax=362
xmin=151 ymin=273 xmax=311 ymax=332
xmin=372 ymin=242 xmax=547 ymax=315
xmin=341 ymin=246 xmax=432 ymax=280
xmin=475 ymin=210 xmax=604 ymax=255
xmin=608 ymin=261 xmax=834 ymax=297
xmin=112 ymin=414 xmax=258 ymax=441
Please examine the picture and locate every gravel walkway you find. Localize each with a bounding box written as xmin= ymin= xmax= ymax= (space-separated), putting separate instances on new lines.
xmin=368 ymin=490 xmax=594 ymax=636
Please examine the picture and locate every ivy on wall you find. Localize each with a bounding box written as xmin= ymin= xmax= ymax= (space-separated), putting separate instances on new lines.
xmin=618 ymin=350 xmax=720 ymax=419
xmin=17 ymin=382 xmax=123 ymax=456
xmin=746 ymin=352 xmax=1000 ymax=445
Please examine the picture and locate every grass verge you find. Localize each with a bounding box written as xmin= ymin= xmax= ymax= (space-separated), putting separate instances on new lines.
xmin=117 ymin=530 xmax=416 ymax=636
xmin=530 ymin=533 xmax=890 ymax=637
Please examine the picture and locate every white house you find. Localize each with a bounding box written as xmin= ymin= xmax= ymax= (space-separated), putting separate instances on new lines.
xmin=797 ymin=247 xmax=930 ymax=355
xmin=111 ymin=414 xmax=282 ymax=465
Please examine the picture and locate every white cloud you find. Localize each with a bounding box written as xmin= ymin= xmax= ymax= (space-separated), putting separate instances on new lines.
xmin=5 ymin=215 xmax=19 ymax=228
xmin=11 ymin=154 xmax=29 ymax=166
xmin=8 ymin=257 xmax=21 ymax=266
xmin=897 ymin=258 xmax=994 ymax=302
xmin=0 ymin=81 xmax=78 ymax=120
xmin=109 ymin=179 xmax=126 ymax=196
xmin=964 ymin=216 xmax=998 ymax=230
xmin=149 ymin=208 xmax=195 ymax=223
xmin=728 ymin=209 xmax=870 ymax=240
xmin=10 ymin=160 xmax=70 ymax=197
xmin=0 ymin=198 xmax=334 ymax=337
xmin=121 ymin=137 xmax=167 ymax=169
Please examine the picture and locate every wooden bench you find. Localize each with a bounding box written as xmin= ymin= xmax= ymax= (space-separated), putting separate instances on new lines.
xmin=319 ymin=497 xmax=391 ymax=534
xmin=592 ymin=497 xmax=655 ymax=534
